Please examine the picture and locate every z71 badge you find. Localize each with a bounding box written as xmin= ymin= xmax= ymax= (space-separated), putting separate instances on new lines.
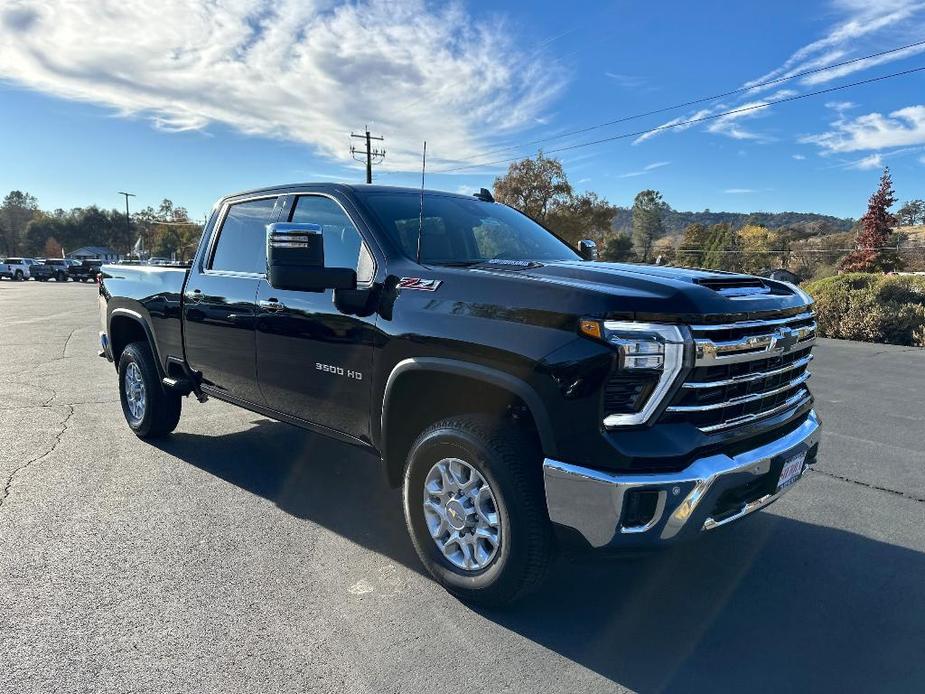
xmin=398 ymin=277 xmax=442 ymax=292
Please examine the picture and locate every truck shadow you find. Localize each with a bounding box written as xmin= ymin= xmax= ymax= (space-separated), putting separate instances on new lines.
xmin=155 ymin=419 xmax=925 ymax=694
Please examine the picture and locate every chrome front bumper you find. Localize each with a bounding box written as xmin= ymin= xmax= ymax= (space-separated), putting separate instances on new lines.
xmin=543 ymin=410 xmax=821 ymax=549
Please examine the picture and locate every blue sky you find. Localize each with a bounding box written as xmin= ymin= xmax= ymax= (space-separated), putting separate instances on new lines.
xmin=1 ymin=0 xmax=924 ymax=220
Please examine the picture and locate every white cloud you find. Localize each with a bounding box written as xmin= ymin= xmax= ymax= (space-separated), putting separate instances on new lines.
xmin=633 ymin=109 xmax=713 ymax=144
xmin=802 ymin=105 xmax=925 ymax=152
xmin=634 ymin=2 xmax=925 ymax=146
xmin=604 ymin=72 xmax=646 ymax=88
xmin=724 ymin=188 xmax=757 ymax=194
xmin=706 ymin=101 xmax=772 ymax=141
xmin=744 ymin=2 xmax=925 ymax=92
xmin=826 ymin=101 xmax=857 ymax=113
xmin=792 ymin=154 xmax=807 ymax=160
xmin=617 ymin=161 xmax=671 ymax=177
xmin=848 ymin=153 xmax=884 ymax=169
xmin=0 ymin=0 xmax=565 ymax=170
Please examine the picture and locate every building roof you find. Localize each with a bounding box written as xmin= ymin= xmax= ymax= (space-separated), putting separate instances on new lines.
xmin=69 ymin=246 xmax=118 ymax=256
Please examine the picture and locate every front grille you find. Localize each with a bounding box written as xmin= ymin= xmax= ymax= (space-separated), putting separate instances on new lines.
xmin=663 ymin=311 xmax=816 ymax=433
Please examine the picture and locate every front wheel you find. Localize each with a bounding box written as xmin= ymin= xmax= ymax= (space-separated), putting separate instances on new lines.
xmin=118 ymin=341 xmax=181 ymax=438
xmin=403 ymin=415 xmax=555 ymax=606
xmin=14 ymin=270 xmax=23 ymax=281
xmin=56 ymin=271 xmax=66 ymax=282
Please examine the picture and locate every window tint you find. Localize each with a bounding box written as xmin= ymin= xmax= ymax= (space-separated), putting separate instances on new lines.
xmin=211 ymin=197 xmax=277 ymax=273
xmin=290 ymin=196 xmax=373 ymax=282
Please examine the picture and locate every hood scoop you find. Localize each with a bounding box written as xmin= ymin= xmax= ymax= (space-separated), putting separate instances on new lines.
xmin=695 ymin=276 xmax=773 ymax=298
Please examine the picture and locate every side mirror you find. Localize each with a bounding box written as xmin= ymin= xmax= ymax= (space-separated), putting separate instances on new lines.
xmin=266 ymin=222 xmax=357 ymax=292
xmin=578 ymin=239 xmax=598 ymax=261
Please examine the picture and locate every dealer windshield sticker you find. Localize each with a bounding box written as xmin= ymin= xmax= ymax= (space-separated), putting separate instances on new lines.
xmin=398 ymin=277 xmax=442 ymax=291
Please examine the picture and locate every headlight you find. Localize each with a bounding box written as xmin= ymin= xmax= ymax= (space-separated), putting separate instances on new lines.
xmin=580 ymin=320 xmax=687 ymax=427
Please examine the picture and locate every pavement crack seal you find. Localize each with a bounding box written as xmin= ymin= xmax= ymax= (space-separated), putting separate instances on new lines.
xmin=809 ymin=468 xmax=925 ymax=503
xmin=0 ymin=404 xmax=75 ymax=510
xmin=61 ymin=328 xmax=79 ymax=358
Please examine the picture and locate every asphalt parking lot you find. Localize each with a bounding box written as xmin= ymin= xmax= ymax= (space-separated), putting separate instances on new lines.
xmin=2 ymin=280 xmax=924 ymax=694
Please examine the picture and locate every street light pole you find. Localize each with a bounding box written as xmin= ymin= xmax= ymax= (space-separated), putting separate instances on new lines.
xmin=118 ymin=191 xmax=136 ymax=251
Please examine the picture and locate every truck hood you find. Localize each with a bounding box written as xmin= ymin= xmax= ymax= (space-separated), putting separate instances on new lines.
xmin=465 ymin=260 xmax=810 ymax=318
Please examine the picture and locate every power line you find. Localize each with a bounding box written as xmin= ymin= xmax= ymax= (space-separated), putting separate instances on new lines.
xmin=471 ymin=39 xmax=925 ymax=160
xmin=350 ymin=127 xmax=386 ymax=184
xmin=434 ymin=65 xmax=925 ymax=173
xmin=674 ymin=246 xmax=925 ymax=253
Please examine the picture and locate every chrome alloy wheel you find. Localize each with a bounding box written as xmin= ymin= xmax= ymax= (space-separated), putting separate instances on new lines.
xmin=423 ymin=458 xmax=501 ymax=571
xmin=124 ymin=362 xmax=147 ymax=423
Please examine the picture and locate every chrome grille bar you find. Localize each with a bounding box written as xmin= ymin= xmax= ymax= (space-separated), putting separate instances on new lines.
xmin=667 ymin=371 xmax=811 ymax=413
xmin=665 ymin=309 xmax=817 ymax=434
xmin=681 ymin=353 xmax=813 ymax=389
xmin=694 ymin=323 xmax=816 ymax=365
xmin=698 ymin=390 xmax=813 ymax=433
xmin=688 ymin=310 xmax=814 ymax=332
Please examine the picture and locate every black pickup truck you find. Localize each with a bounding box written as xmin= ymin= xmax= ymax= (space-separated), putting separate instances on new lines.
xmin=98 ymin=183 xmax=820 ymax=604
xmin=71 ymin=259 xmax=103 ymax=282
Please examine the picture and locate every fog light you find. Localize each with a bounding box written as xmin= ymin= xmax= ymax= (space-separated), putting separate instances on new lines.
xmin=622 ymin=489 xmax=660 ymax=529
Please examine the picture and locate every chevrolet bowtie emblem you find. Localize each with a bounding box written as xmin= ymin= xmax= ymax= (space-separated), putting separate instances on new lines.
xmin=770 ymin=327 xmax=798 ymax=353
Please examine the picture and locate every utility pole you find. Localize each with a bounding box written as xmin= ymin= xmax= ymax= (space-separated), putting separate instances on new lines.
xmin=118 ymin=191 xmax=136 ymax=241
xmin=350 ymin=127 xmax=385 ymax=183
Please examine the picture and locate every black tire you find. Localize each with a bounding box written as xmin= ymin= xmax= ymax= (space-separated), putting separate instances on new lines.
xmin=14 ymin=270 xmax=23 ymax=281
xmin=403 ymin=414 xmax=555 ymax=606
xmin=56 ymin=272 xmax=66 ymax=282
xmin=118 ymin=341 xmax=181 ymax=438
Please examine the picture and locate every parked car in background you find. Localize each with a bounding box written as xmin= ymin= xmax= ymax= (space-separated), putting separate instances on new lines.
xmin=44 ymin=258 xmax=80 ymax=281
xmin=147 ymin=257 xmax=171 ymax=266
xmin=69 ymin=259 xmax=103 ymax=282
xmin=1 ymin=257 xmax=32 ymax=280
xmin=25 ymin=258 xmax=55 ymax=281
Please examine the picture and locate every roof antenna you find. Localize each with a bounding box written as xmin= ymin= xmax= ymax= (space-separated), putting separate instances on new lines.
xmin=416 ymin=140 xmax=426 ymax=264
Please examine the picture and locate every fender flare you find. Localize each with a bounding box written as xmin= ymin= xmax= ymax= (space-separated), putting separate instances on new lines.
xmin=380 ymin=357 xmax=557 ymax=457
xmin=108 ymin=307 xmax=166 ymax=379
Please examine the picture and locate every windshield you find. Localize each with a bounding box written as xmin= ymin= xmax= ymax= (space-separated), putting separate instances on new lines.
xmin=361 ymin=192 xmax=579 ymax=265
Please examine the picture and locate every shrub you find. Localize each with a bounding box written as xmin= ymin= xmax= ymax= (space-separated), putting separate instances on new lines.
xmin=803 ymin=273 xmax=925 ymax=347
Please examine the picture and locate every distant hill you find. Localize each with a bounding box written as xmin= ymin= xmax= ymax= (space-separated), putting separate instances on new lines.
xmin=612 ymin=208 xmax=855 ymax=237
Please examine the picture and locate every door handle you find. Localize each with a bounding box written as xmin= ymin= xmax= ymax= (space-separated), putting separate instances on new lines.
xmin=259 ymin=298 xmax=285 ymax=313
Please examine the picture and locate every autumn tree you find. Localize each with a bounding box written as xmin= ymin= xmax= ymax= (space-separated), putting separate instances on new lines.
xmin=493 ymin=153 xmax=617 ymax=248
xmin=546 ymin=191 xmax=618 ymax=246
xmin=493 ymin=152 xmax=572 ymax=223
xmin=675 ymin=222 xmax=710 ymax=267
xmin=736 ymin=224 xmax=780 ymax=274
xmin=631 ymin=189 xmax=666 ymax=262
xmin=652 ymin=237 xmax=677 ymax=265
xmin=839 ymin=168 xmax=903 ymax=273
xmin=43 ymin=237 xmax=63 ymax=258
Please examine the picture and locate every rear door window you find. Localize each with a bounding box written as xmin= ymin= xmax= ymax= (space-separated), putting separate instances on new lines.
xmin=210 ymin=197 xmax=278 ymax=274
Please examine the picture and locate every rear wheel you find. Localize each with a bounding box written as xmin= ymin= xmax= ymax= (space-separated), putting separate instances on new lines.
xmin=118 ymin=341 xmax=181 ymax=438
xmin=403 ymin=414 xmax=555 ymax=606
xmin=56 ymin=271 xmax=66 ymax=282
xmin=14 ymin=270 xmax=23 ymax=281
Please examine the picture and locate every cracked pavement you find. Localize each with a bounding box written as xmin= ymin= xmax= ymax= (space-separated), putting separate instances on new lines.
xmin=1 ymin=281 xmax=924 ymax=694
